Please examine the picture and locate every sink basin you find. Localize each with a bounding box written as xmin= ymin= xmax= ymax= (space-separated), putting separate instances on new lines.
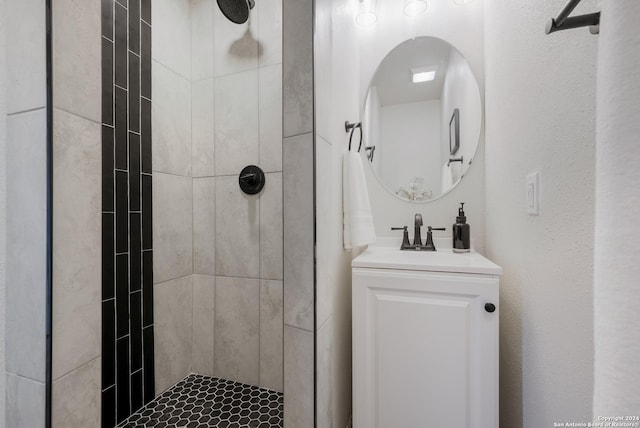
xmin=352 ymin=245 xmax=503 ymax=276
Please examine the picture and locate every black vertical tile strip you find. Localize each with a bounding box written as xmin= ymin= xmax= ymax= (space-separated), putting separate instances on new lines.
xmin=103 ymin=0 xmax=153 ymax=420
xmin=131 ymin=370 xmax=144 ymax=414
xmin=129 ymin=134 xmax=141 ymax=210
xmin=128 ymin=0 xmax=140 ymax=55
xmin=102 ymin=0 xmax=114 ymax=40
xmin=115 ymin=254 xmax=130 ymax=339
xmin=140 ymin=22 xmax=151 ymax=99
xmin=100 ymin=0 xmax=111 ymax=417
xmin=102 ymin=386 xmax=117 ymax=428
xmin=102 ymin=125 xmax=115 ymax=212
xmin=128 ymin=53 xmax=140 ymax=133
xmin=129 ymin=213 xmax=141 ymax=292
xmin=115 ymin=171 xmax=129 ymax=253
xmin=130 ymin=291 xmax=143 ymax=372
xmin=141 ymin=0 xmax=151 ymax=24
xmin=114 ymin=87 xmax=128 ymax=170
xmin=102 ymin=213 xmax=115 ymax=300
xmin=102 ymin=38 xmax=114 ymax=126
xmin=142 ymin=174 xmax=152 ymax=250
xmin=116 ymin=337 xmax=131 ymax=424
xmin=102 ymin=299 xmax=116 ymax=388
xmin=143 ymin=326 xmax=155 ymax=403
xmin=140 ymin=98 xmax=151 ymax=173
xmin=114 ymin=2 xmax=127 ymax=89
xmin=142 ymin=251 xmax=153 ymax=327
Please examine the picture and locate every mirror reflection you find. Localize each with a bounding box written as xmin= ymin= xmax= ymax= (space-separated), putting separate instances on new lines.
xmin=362 ymin=36 xmax=482 ymax=202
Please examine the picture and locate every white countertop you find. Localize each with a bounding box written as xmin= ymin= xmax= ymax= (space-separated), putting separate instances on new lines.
xmin=352 ymin=243 xmax=503 ymax=276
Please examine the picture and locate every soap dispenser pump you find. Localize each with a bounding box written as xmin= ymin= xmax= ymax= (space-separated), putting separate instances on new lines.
xmin=453 ymin=203 xmax=471 ymax=253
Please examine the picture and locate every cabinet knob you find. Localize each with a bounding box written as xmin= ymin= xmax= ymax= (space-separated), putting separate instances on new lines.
xmin=485 ymin=303 xmax=496 ymax=313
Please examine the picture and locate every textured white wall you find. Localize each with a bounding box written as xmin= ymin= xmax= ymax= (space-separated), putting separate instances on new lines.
xmin=379 ymin=100 xmax=441 ymax=194
xmin=593 ymin=0 xmax=640 ymax=416
xmin=314 ymin=0 xmax=359 ymax=426
xmin=358 ymin=0 xmax=485 ymax=249
xmin=363 ymin=86 xmax=381 ymax=176
xmin=485 ymin=0 xmax=598 ymax=426
xmin=440 ymin=48 xmax=481 ymax=172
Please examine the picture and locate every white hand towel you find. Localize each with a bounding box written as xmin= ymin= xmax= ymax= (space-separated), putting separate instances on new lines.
xmin=441 ymin=163 xmax=453 ymax=194
xmin=343 ymin=151 xmax=376 ymax=250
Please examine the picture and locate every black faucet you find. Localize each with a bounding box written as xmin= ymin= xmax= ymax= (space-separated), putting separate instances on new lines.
xmin=413 ymin=214 xmax=423 ymax=247
xmin=392 ymin=216 xmax=447 ymax=251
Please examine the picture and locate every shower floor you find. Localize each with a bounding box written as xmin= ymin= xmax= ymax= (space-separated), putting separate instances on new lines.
xmin=117 ymin=374 xmax=283 ymax=428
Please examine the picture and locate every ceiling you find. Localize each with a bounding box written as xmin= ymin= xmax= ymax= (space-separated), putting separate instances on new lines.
xmin=371 ymin=37 xmax=454 ymax=106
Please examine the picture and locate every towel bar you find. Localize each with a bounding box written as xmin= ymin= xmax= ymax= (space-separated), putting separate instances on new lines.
xmin=448 ymin=156 xmax=464 ymax=167
xmin=546 ymin=0 xmax=600 ymax=35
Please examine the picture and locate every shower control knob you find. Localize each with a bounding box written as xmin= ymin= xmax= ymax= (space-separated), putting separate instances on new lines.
xmin=485 ymin=303 xmax=496 ymax=313
xmin=239 ymin=165 xmax=266 ymax=195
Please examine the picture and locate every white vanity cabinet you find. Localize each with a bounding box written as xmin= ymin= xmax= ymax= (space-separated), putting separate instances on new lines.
xmin=352 ymin=248 xmax=502 ymax=428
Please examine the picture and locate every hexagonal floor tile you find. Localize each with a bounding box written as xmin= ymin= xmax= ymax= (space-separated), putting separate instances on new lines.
xmin=118 ymin=374 xmax=283 ymax=428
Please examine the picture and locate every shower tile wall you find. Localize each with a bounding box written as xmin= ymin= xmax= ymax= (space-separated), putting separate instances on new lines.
xmin=216 ymin=0 xmax=283 ymax=389
xmin=101 ymin=0 xmax=155 ymax=425
xmin=151 ymin=0 xmax=284 ymax=400
xmin=6 ymin=0 xmax=295 ymax=427
xmin=49 ymin=0 xmax=105 ymax=426
xmin=4 ymin=1 xmax=48 ymax=427
xmin=151 ymin=0 xmax=195 ymax=397
xmin=282 ymin=0 xmax=315 ymax=426
xmin=210 ymin=0 xmax=284 ymax=394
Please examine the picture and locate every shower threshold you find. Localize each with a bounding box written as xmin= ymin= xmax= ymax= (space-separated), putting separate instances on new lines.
xmin=117 ymin=374 xmax=283 ymax=428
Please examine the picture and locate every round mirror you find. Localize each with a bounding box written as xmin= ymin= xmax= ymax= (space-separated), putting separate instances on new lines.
xmin=362 ymin=36 xmax=482 ymax=202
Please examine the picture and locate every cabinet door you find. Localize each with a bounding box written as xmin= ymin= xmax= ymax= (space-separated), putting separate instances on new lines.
xmin=352 ymin=268 xmax=499 ymax=428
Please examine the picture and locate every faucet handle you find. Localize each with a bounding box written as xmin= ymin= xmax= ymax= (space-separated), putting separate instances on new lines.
xmin=391 ymin=226 xmax=412 ymax=250
xmin=423 ymin=226 xmax=447 ymax=251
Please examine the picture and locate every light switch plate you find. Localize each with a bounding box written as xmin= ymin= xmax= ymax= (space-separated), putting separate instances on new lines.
xmin=527 ymin=172 xmax=539 ymax=215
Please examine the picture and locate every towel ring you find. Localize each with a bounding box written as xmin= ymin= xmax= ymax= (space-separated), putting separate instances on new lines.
xmin=346 ymin=121 xmax=363 ymax=152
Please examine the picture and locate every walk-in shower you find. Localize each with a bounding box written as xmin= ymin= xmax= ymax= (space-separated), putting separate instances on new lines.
xmin=100 ymin=0 xmax=285 ymax=426
xmin=4 ymin=0 xmax=316 ymax=426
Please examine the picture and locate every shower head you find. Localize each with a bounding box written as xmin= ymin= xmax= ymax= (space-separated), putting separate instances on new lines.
xmin=217 ymin=0 xmax=255 ymax=24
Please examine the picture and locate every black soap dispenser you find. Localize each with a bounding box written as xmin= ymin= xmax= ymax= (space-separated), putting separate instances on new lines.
xmin=453 ymin=203 xmax=471 ymax=253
